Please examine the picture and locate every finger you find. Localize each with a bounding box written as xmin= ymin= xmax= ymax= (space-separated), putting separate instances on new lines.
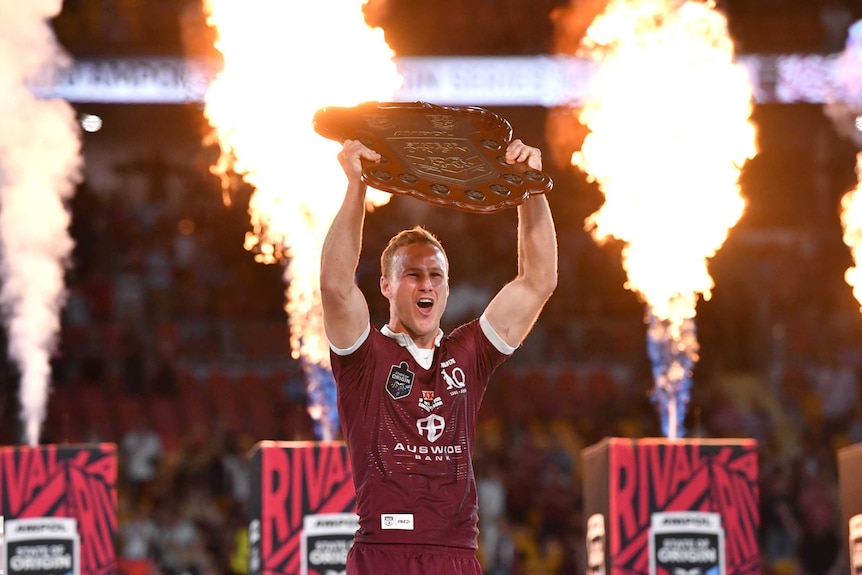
xmin=505 ymin=139 xmax=524 ymax=163
xmin=506 ymin=139 xmax=533 ymax=160
xmin=343 ymin=139 xmax=380 ymax=161
xmin=506 ymin=140 xmax=542 ymax=169
xmin=526 ymin=149 xmax=542 ymax=171
xmin=361 ymin=147 xmax=381 ymax=162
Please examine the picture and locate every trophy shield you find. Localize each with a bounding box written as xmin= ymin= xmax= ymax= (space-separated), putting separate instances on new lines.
xmin=312 ymin=101 xmax=553 ymax=213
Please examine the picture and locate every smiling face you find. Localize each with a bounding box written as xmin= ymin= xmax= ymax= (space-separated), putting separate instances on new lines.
xmin=380 ymin=242 xmax=449 ymax=346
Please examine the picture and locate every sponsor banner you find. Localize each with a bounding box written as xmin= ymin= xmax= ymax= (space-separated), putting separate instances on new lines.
xmin=587 ymin=513 xmax=607 ymax=575
xmin=300 ymin=513 xmax=358 ymax=575
xmin=248 ymin=441 xmax=356 ymax=575
xmin=838 ymin=445 xmax=862 ymax=575
xmin=582 ymin=438 xmax=759 ymax=575
xmin=0 ymin=444 xmax=117 ymax=575
xmin=4 ymin=517 xmax=80 ymax=575
xmin=849 ymin=513 xmax=862 ymax=575
xmin=31 ymin=57 xmax=218 ymax=104
xmin=649 ymin=512 xmax=725 ymax=575
xmin=29 ymin=55 xmax=852 ymax=105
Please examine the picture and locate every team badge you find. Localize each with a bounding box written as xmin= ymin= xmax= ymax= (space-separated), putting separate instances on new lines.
xmin=443 ymin=366 xmax=466 ymax=395
xmin=419 ymin=390 xmax=443 ymax=412
xmin=386 ymin=361 xmax=414 ymax=399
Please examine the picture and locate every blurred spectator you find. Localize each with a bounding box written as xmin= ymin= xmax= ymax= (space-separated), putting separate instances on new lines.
xmin=120 ymin=326 xmax=148 ymax=395
xmin=117 ymin=496 xmax=160 ymax=575
xmin=760 ymin=463 xmax=799 ymax=566
xmin=478 ymin=456 xmax=509 ymax=573
xmin=220 ymin=431 xmax=253 ymax=506
xmin=145 ymin=236 xmax=175 ymax=322
xmin=150 ymin=340 xmax=179 ymax=396
xmin=226 ymin=516 xmax=250 ymax=575
xmin=484 ymin=516 xmax=518 ymax=575
xmin=785 ymin=472 xmax=847 ymax=575
xmin=153 ymin=495 xmax=213 ymax=575
xmin=809 ymin=347 xmax=859 ymax=436
xmin=121 ymin=413 xmax=164 ymax=504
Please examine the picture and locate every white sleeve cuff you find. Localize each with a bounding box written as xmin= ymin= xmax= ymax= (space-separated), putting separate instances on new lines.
xmin=480 ymin=313 xmax=517 ymax=355
xmin=330 ymin=323 xmax=371 ymax=356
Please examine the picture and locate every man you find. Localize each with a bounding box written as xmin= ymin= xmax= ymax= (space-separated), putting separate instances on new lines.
xmin=320 ymin=137 xmax=557 ymax=574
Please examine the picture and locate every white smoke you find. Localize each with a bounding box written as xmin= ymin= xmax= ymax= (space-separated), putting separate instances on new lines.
xmin=0 ymin=0 xmax=82 ymax=445
xmin=824 ymin=19 xmax=862 ymax=148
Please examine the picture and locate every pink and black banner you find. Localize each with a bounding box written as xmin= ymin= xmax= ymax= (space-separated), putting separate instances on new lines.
xmin=838 ymin=443 xmax=862 ymax=574
xmin=247 ymin=441 xmax=356 ymax=575
xmin=582 ymin=437 xmax=760 ymax=575
xmin=0 ymin=443 xmax=118 ymax=575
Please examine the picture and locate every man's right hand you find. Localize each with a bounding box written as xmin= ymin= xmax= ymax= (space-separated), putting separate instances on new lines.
xmin=321 ymin=139 xmax=375 ymax=351
xmin=338 ymin=139 xmax=381 ymax=183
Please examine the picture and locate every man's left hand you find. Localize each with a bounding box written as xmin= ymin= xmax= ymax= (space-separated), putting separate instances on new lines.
xmin=505 ymin=139 xmax=543 ymax=171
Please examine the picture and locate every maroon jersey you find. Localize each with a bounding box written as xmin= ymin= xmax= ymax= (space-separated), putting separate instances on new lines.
xmin=330 ymin=317 xmax=509 ymax=549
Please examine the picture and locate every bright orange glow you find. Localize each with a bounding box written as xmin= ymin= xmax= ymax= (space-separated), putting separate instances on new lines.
xmin=202 ymin=1 xmax=401 ymax=366
xmin=571 ymin=0 xmax=757 ymax=438
xmin=573 ymin=0 xmax=757 ymax=328
xmin=841 ymin=153 xmax=862 ymax=311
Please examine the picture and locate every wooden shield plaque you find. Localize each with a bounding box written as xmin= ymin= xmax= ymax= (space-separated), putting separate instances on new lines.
xmin=312 ymin=101 xmax=553 ymax=213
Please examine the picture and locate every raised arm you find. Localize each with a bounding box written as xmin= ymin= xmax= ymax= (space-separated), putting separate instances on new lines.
xmin=320 ymin=140 xmax=380 ymax=349
xmin=484 ymin=139 xmax=558 ymax=349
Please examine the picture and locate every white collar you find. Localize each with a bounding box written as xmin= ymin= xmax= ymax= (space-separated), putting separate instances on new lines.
xmin=381 ymin=325 xmax=443 ymax=370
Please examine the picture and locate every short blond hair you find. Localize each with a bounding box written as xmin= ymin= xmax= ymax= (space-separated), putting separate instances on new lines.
xmin=380 ymin=225 xmax=447 ymax=279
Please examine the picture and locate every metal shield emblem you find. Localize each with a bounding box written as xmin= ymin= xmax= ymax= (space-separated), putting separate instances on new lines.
xmin=312 ymin=101 xmax=553 ymax=213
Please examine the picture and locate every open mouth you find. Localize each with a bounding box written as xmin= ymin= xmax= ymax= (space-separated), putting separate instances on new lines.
xmin=417 ymin=298 xmax=433 ymax=310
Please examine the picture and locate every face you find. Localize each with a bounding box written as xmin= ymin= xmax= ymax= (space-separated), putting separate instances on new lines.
xmin=380 ymin=242 xmax=449 ymax=345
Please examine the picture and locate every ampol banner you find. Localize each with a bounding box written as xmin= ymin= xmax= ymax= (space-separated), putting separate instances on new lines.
xmin=5 ymin=517 xmax=80 ymax=575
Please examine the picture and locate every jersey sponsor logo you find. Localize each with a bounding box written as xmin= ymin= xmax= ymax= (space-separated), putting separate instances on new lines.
xmin=386 ymin=361 xmax=415 ymax=399
xmin=442 ymin=365 xmax=466 ymax=396
xmin=381 ymin=514 xmax=414 ymax=530
xmin=418 ymin=390 xmax=443 ymax=412
xmin=416 ymin=414 xmax=446 ymax=442
xmin=394 ymin=442 xmax=463 ymax=461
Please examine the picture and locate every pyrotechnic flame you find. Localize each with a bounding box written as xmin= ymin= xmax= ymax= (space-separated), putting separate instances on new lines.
xmin=836 ymin=23 xmax=862 ymax=312
xmin=0 ymin=0 xmax=82 ymax=446
xmin=202 ymin=0 xmax=400 ymax=439
xmin=570 ymin=0 xmax=756 ymax=438
xmin=842 ymin=155 xmax=862 ymax=310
